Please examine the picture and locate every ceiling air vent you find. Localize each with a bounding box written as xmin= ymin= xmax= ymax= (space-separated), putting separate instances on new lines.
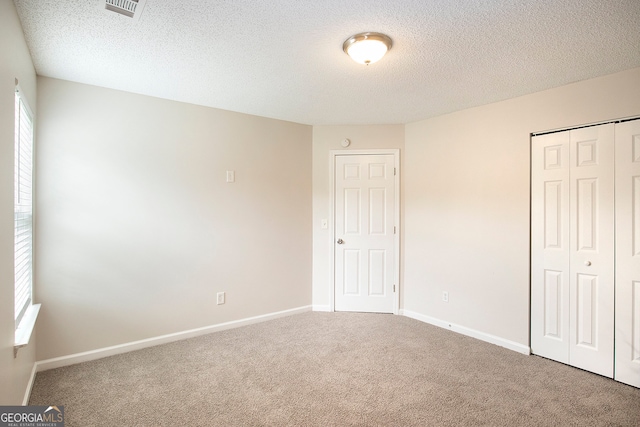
xmin=100 ymin=0 xmax=147 ymax=21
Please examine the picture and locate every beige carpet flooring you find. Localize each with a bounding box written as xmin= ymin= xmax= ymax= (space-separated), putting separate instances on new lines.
xmin=29 ymin=312 xmax=640 ymax=426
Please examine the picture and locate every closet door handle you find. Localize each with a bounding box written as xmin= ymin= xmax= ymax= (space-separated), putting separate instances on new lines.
xmin=585 ymin=261 xmax=591 ymax=266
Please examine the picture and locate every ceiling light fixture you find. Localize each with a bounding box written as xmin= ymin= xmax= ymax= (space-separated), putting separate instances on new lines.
xmin=343 ymin=32 xmax=392 ymax=65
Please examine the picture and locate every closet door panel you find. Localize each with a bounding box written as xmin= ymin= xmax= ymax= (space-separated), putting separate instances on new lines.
xmin=531 ymin=132 xmax=570 ymax=363
xmin=614 ymin=119 xmax=640 ymax=388
xmin=569 ymin=124 xmax=615 ymax=378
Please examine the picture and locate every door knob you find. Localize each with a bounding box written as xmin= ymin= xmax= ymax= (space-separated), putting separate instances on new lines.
xmin=585 ymin=261 xmax=591 ymax=266
xmin=337 ymin=239 xmax=344 ymax=244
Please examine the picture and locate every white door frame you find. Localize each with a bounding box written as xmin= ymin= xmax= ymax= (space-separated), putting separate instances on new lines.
xmin=329 ymin=149 xmax=400 ymax=314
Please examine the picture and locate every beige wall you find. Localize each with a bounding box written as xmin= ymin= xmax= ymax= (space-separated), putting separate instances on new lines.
xmin=35 ymin=77 xmax=312 ymax=360
xmin=0 ymin=1 xmax=38 ymax=405
xmin=404 ymin=67 xmax=640 ymax=346
xmin=311 ymin=125 xmax=405 ymax=309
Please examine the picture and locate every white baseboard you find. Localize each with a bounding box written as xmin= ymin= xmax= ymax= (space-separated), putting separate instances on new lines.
xmin=400 ymin=309 xmax=531 ymax=355
xmin=22 ymin=362 xmax=38 ymax=405
xmin=312 ymin=304 xmax=331 ymax=312
xmin=36 ymin=305 xmax=312 ymax=373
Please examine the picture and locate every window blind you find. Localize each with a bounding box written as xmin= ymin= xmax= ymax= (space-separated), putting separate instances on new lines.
xmin=14 ymin=88 xmax=33 ymax=329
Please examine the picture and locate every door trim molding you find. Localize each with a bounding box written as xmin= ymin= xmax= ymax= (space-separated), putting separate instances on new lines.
xmin=329 ymin=149 xmax=400 ymax=314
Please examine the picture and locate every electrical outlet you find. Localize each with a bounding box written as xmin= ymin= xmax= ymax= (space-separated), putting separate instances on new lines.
xmin=217 ymin=292 xmax=225 ymax=305
xmin=442 ymin=291 xmax=449 ymax=303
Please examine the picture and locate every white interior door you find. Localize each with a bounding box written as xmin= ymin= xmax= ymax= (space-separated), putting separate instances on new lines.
xmin=531 ymin=131 xmax=571 ymax=363
xmin=531 ymin=124 xmax=614 ymax=378
xmin=568 ymin=124 xmax=614 ymax=378
xmin=614 ymin=119 xmax=640 ymax=388
xmin=334 ymin=153 xmax=396 ymax=313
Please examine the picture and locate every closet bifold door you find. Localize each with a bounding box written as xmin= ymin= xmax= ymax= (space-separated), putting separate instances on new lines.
xmin=531 ymin=132 xmax=571 ymax=364
xmin=614 ymin=119 xmax=640 ymax=388
xmin=568 ymin=124 xmax=614 ymax=378
xmin=531 ymin=124 xmax=615 ymax=378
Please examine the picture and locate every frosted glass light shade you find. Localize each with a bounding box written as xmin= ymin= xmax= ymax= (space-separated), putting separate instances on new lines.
xmin=343 ymin=32 xmax=392 ymax=65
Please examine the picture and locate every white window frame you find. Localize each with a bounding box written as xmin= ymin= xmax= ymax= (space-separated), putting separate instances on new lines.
xmin=14 ymin=84 xmax=40 ymax=354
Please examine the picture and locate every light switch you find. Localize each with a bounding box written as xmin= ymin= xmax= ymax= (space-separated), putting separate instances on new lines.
xmin=226 ymin=170 xmax=235 ymax=183
xmin=321 ymin=219 xmax=328 ymax=229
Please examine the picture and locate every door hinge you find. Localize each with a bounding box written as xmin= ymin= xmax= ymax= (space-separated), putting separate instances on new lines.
xmin=393 ymin=284 xmax=396 ymax=292
xmin=394 ymin=167 xmax=396 ymax=176
xmin=394 ymin=226 xmax=396 ymax=234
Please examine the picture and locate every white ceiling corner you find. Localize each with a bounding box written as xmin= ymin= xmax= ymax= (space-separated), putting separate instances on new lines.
xmin=12 ymin=0 xmax=640 ymax=125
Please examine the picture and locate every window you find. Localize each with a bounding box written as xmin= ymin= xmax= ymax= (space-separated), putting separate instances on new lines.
xmin=14 ymin=86 xmax=34 ymax=331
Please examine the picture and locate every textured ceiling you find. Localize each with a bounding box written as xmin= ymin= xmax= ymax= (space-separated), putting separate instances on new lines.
xmin=13 ymin=0 xmax=640 ymax=125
